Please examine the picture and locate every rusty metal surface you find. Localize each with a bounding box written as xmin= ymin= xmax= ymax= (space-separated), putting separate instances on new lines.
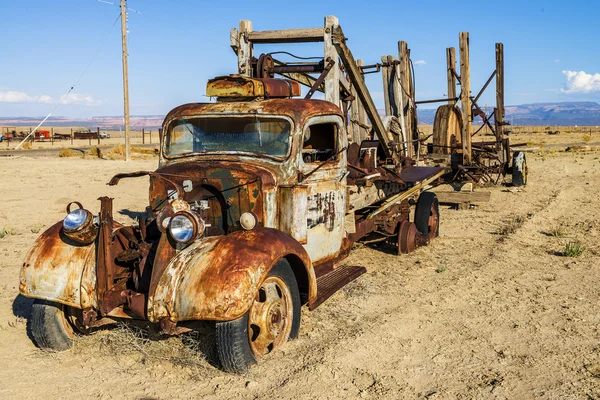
xmin=19 ymin=222 xmax=96 ymax=308
xmin=148 ymin=227 xmax=315 ymax=323
xmin=207 ymin=75 xmax=301 ymax=99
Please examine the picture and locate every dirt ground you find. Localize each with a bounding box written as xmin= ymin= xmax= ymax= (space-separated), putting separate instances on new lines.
xmin=1 ymin=136 xmax=599 ymax=399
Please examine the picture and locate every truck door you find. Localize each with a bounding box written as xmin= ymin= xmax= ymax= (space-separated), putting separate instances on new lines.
xmin=299 ymin=115 xmax=347 ymax=264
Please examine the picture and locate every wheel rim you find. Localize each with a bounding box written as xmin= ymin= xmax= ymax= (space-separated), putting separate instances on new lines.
xmin=248 ymin=275 xmax=293 ymax=357
xmin=427 ymin=203 xmax=439 ymax=239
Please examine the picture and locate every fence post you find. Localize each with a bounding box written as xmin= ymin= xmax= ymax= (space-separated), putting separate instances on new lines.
xmin=51 ymin=127 xmax=54 ymax=145
xmin=142 ymin=128 xmax=145 ymax=144
xmin=71 ymin=128 xmax=73 ymax=145
xmin=97 ymin=127 xmax=100 ymax=145
xmin=149 ymin=130 xmax=152 ymax=144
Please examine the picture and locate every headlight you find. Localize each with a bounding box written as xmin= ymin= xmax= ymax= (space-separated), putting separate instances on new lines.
xmin=62 ymin=202 xmax=98 ymax=245
xmin=239 ymin=212 xmax=258 ymax=231
xmin=168 ymin=211 xmax=204 ymax=245
xmin=63 ymin=209 xmax=89 ymax=231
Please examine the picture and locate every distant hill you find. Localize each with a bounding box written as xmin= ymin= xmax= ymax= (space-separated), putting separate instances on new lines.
xmin=416 ymin=101 xmax=600 ymax=126
xmin=2 ymin=102 xmax=600 ymax=129
xmin=0 ymin=115 xmax=164 ymax=130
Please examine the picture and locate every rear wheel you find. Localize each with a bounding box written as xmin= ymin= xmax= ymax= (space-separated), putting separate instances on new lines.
xmin=29 ymin=300 xmax=81 ymax=351
xmin=512 ymin=151 xmax=528 ymax=186
xmin=215 ymin=259 xmax=301 ymax=373
xmin=414 ymin=192 xmax=440 ymax=239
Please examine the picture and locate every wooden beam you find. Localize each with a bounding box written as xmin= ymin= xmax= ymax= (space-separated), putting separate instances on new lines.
xmin=350 ymin=59 xmax=369 ymax=143
xmin=324 ymin=16 xmax=340 ymax=107
xmin=247 ymin=27 xmax=324 ymax=44
xmin=446 ymin=47 xmax=457 ymax=105
xmin=398 ymin=41 xmax=413 ymax=158
xmin=459 ymin=32 xmax=472 ymax=164
xmin=495 ymin=43 xmax=505 ymax=138
xmin=381 ymin=55 xmax=392 ymax=116
xmin=238 ymin=20 xmax=253 ymax=76
xmin=230 ymin=28 xmax=240 ymax=54
xmin=332 ymin=25 xmax=393 ymax=159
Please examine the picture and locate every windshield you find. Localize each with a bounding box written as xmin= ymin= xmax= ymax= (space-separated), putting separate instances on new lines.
xmin=166 ymin=116 xmax=291 ymax=158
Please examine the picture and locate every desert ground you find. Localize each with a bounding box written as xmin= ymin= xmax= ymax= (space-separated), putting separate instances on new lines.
xmin=0 ymin=129 xmax=599 ymax=399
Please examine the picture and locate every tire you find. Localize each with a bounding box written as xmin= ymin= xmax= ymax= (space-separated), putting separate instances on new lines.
xmin=215 ymin=259 xmax=301 ymax=373
xmin=414 ymin=192 xmax=440 ymax=239
xmin=29 ymin=300 xmax=77 ymax=351
xmin=512 ymin=151 xmax=528 ymax=186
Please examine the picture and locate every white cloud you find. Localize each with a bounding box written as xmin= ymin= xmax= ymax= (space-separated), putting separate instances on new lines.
xmin=561 ymin=70 xmax=600 ymax=93
xmin=0 ymin=90 xmax=102 ymax=106
xmin=553 ymin=59 xmax=560 ymax=63
xmin=413 ymin=60 xmax=427 ymax=66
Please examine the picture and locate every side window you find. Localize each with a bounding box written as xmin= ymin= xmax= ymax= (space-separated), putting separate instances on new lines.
xmin=302 ymin=123 xmax=338 ymax=163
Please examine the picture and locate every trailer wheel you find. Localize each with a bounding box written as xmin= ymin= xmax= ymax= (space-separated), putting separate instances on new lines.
xmin=512 ymin=151 xmax=528 ymax=186
xmin=29 ymin=300 xmax=80 ymax=351
xmin=414 ymin=192 xmax=440 ymax=239
xmin=215 ymin=259 xmax=301 ymax=373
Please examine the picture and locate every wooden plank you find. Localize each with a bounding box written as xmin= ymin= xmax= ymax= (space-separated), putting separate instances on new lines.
xmin=446 ymin=47 xmax=457 ymax=105
xmin=230 ymin=28 xmax=239 ymax=53
xmin=238 ymin=20 xmax=253 ymax=76
xmin=332 ymin=25 xmax=393 ymax=159
xmin=398 ymin=41 xmax=413 ymax=158
xmin=248 ymin=27 xmax=324 ymax=44
xmin=381 ymin=55 xmax=392 ymax=116
xmin=433 ymin=191 xmax=491 ymax=204
xmin=495 ymin=43 xmax=505 ymax=138
xmin=324 ymin=16 xmax=340 ymax=108
xmin=459 ymin=32 xmax=472 ymax=163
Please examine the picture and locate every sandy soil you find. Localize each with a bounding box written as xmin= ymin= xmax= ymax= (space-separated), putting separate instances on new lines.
xmin=0 ymin=141 xmax=599 ymax=399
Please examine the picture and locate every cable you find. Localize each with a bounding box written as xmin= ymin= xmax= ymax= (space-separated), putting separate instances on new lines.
xmin=267 ymin=51 xmax=323 ymax=60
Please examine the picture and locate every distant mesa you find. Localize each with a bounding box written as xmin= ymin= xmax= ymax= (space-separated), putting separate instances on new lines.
xmin=2 ymin=102 xmax=600 ymax=127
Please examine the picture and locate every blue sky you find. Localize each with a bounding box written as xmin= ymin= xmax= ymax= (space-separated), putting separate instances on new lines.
xmin=1 ymin=0 xmax=599 ymax=118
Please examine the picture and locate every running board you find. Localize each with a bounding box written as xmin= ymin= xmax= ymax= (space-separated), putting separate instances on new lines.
xmin=309 ymin=265 xmax=367 ymax=310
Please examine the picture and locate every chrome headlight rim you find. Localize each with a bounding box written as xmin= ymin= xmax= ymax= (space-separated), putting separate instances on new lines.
xmin=62 ymin=202 xmax=98 ymax=244
xmin=167 ymin=211 xmax=204 ymax=245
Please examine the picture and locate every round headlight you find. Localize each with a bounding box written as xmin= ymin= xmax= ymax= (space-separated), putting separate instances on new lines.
xmin=63 ymin=209 xmax=89 ymax=231
xmin=62 ymin=202 xmax=97 ymax=245
xmin=169 ymin=215 xmax=195 ymax=243
xmin=168 ymin=211 xmax=204 ymax=245
xmin=240 ymin=212 xmax=258 ymax=231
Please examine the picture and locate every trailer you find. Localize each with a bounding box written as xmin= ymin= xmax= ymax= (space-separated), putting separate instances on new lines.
xmin=19 ymin=16 xmax=508 ymax=373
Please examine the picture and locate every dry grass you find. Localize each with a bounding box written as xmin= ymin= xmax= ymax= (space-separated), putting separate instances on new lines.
xmin=497 ymin=214 xmax=527 ymax=236
xmin=549 ymin=223 xmax=568 ymax=237
xmin=0 ymin=227 xmax=17 ymax=238
xmin=74 ymin=322 xmax=217 ymax=379
xmin=58 ymin=148 xmax=79 ymax=158
xmin=105 ymin=145 xmax=158 ymax=160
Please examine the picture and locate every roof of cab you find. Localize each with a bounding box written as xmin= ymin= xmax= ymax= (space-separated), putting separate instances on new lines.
xmin=163 ymin=99 xmax=343 ymax=127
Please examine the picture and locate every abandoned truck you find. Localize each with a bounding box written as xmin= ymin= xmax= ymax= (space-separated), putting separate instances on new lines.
xmin=20 ymin=19 xmax=447 ymax=373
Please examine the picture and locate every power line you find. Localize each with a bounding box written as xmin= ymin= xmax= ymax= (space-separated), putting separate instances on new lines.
xmin=15 ymin=12 xmax=121 ymax=149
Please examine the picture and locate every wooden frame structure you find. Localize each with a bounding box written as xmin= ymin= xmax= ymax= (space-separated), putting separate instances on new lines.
xmin=229 ymin=17 xmax=510 ymax=178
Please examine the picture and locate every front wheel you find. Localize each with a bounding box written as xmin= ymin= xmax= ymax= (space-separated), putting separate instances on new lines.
xmin=215 ymin=259 xmax=301 ymax=373
xmin=29 ymin=300 xmax=82 ymax=351
xmin=414 ymin=192 xmax=440 ymax=239
xmin=512 ymin=151 xmax=528 ymax=186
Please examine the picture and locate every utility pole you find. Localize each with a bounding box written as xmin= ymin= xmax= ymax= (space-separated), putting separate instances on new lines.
xmin=120 ymin=0 xmax=131 ymax=161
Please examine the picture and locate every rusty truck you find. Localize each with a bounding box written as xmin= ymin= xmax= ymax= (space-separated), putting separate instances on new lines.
xmin=20 ymin=16 xmax=513 ymax=373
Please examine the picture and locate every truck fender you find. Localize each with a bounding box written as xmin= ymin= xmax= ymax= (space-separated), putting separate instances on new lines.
xmin=149 ymin=227 xmax=316 ymax=323
xmin=19 ymin=222 xmax=96 ymax=309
